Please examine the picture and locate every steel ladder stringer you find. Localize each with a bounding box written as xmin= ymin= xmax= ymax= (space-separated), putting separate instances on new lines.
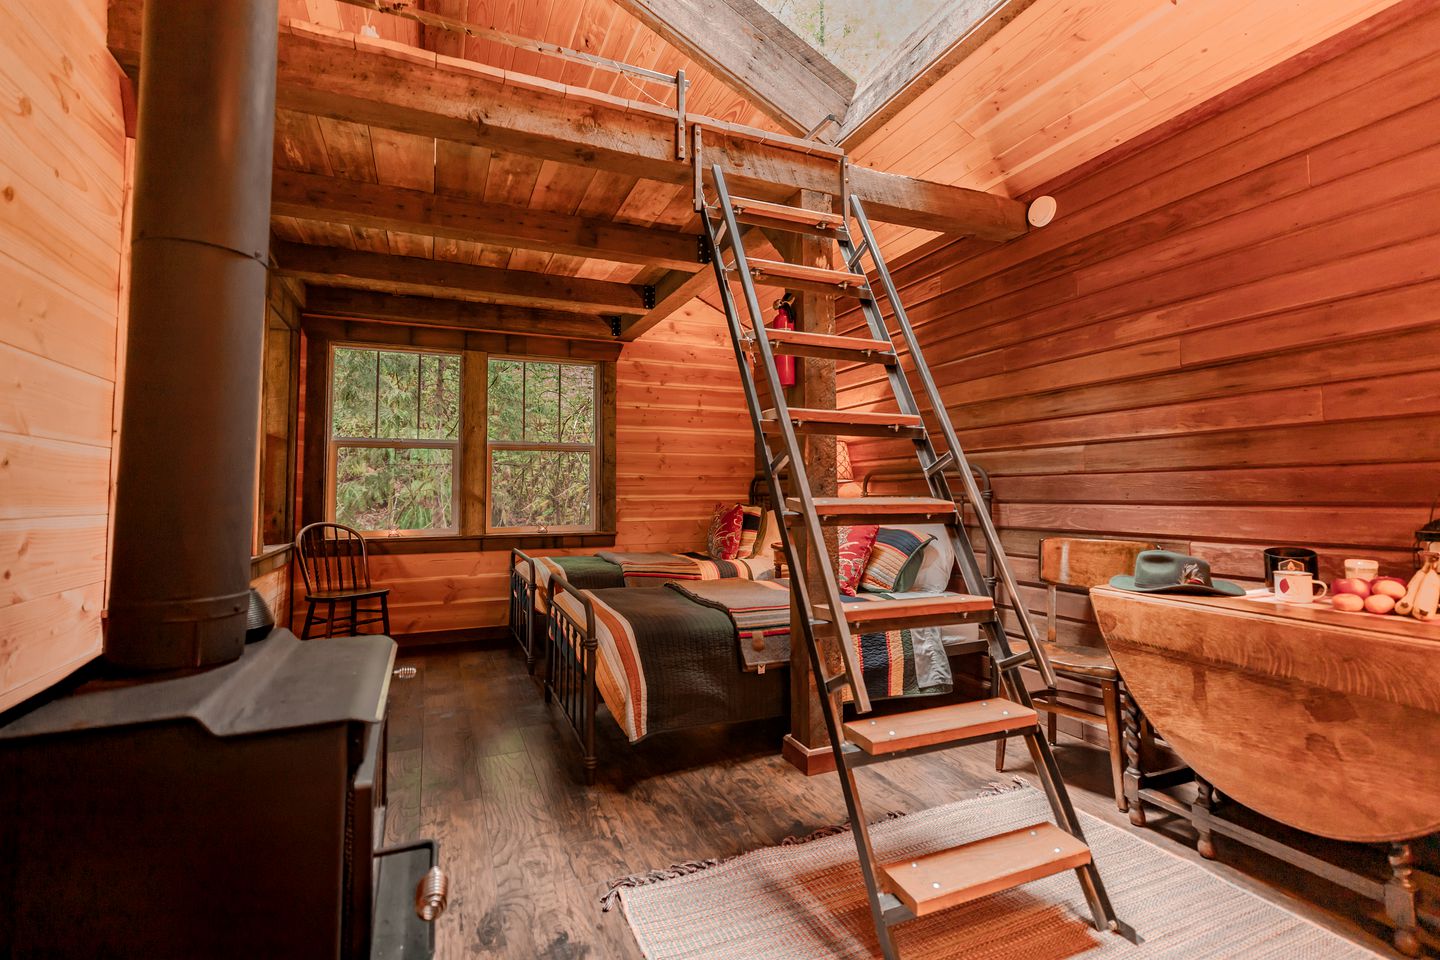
xmin=695 ymin=160 xmax=1139 ymax=957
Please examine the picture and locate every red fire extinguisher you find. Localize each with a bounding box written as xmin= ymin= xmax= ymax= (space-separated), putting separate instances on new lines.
xmin=771 ymin=296 xmax=796 ymax=387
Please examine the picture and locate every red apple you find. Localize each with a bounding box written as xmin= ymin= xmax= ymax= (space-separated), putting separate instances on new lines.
xmin=1330 ymin=577 xmax=1372 ymax=598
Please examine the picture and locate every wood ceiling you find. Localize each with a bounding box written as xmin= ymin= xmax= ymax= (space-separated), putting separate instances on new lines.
xmin=847 ymin=0 xmax=1411 ymax=258
xmin=106 ymin=0 xmax=1412 ymax=339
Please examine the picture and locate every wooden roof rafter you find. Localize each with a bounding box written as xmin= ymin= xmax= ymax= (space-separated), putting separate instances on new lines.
xmin=608 ymin=0 xmax=856 ymax=136
xmin=303 ymin=287 xmax=619 ymax=341
xmin=106 ymin=6 xmax=1031 ymax=241
xmin=271 ymin=241 xmax=653 ymax=315
xmin=270 ymin=170 xmax=705 ymax=272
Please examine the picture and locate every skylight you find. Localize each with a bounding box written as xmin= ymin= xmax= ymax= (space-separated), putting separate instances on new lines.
xmin=758 ymin=0 xmax=953 ymax=80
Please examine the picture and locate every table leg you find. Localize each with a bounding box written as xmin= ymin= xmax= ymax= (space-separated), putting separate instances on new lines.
xmin=1195 ymin=776 xmax=1217 ymax=860
xmin=1122 ymin=686 xmax=1146 ymax=826
xmin=1387 ymin=841 xmax=1421 ymax=957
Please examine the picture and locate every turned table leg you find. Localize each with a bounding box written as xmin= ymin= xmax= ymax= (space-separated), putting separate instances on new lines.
xmin=1387 ymin=841 xmax=1422 ymax=957
xmin=1122 ymin=685 xmax=1146 ymax=827
xmin=1194 ymin=776 xmax=1217 ymax=859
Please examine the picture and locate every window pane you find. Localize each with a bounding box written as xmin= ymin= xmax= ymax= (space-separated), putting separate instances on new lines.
xmin=490 ymin=450 xmax=592 ymax=529
xmin=487 ymin=358 xmax=523 ymax=442
xmin=335 ymin=446 xmax=454 ymax=532
xmin=419 ymin=353 xmax=461 ymax=440
xmin=559 ymin=363 xmax=595 ymax=443
xmin=376 ymin=351 xmax=420 ymax=438
xmin=331 ymin=347 xmax=378 ymax=438
xmin=523 ymin=361 xmax=560 ymax=442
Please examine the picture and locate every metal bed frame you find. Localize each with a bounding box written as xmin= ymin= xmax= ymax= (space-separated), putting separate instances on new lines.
xmin=542 ymin=573 xmax=602 ymax=783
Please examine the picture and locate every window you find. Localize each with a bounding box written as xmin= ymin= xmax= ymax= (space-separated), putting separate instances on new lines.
xmin=328 ymin=345 xmax=461 ymax=533
xmin=487 ymin=357 xmax=598 ymax=533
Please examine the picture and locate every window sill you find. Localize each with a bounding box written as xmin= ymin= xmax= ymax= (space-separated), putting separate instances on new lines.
xmin=361 ymin=531 xmax=618 ymax=555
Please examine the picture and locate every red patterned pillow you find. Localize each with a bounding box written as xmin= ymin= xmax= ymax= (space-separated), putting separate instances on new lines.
xmin=838 ymin=524 xmax=879 ymax=596
xmin=706 ymin=503 xmax=746 ymax=560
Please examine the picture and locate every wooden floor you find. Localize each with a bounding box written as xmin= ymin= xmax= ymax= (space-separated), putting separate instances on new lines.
xmin=384 ymin=643 xmax=1404 ymax=959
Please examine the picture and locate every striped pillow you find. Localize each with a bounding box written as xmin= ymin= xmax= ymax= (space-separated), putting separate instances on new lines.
xmin=861 ymin=527 xmax=936 ymax=593
xmin=706 ymin=503 xmax=745 ymax=560
xmin=838 ymin=525 xmax=879 ymax=596
xmin=738 ymin=505 xmax=765 ymax=558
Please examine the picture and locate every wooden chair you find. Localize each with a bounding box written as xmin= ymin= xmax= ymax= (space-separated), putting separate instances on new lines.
xmin=996 ymin=537 xmax=1157 ymax=811
xmin=295 ymin=522 xmax=391 ymax=640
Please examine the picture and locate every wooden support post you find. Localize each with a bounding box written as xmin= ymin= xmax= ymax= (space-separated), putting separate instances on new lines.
xmin=778 ymin=189 xmax=840 ymax=776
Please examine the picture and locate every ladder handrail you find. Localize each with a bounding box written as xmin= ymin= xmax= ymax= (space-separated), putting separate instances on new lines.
xmin=846 ymin=195 xmax=1056 ymax=688
xmin=705 ymin=165 xmax=874 ymax=714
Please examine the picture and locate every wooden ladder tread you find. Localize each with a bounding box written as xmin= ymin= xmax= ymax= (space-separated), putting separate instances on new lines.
xmin=817 ymin=593 xmax=993 ymax=625
xmin=845 ymin=698 xmax=1034 ymax=756
xmin=731 ymin=196 xmax=843 ymax=229
xmin=879 ymin=822 xmax=1090 ymax=917
xmin=762 ymin=409 xmax=923 ymax=436
xmin=748 ymin=258 xmax=867 ymax=288
xmin=762 ymin=328 xmax=895 ymax=363
xmin=797 ymin=496 xmax=954 ymax=518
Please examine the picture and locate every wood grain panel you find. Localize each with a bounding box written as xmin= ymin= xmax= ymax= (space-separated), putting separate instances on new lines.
xmin=0 ymin=0 xmax=124 ymax=712
xmin=841 ymin=7 xmax=1439 ymax=668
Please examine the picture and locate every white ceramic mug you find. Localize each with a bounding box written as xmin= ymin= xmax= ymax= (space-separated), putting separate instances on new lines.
xmin=1274 ymin=569 xmax=1327 ymax=603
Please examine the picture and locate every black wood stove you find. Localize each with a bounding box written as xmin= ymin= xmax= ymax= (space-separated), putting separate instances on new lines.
xmin=0 ymin=1 xmax=442 ymax=955
xmin=0 ymin=631 xmax=440 ymax=958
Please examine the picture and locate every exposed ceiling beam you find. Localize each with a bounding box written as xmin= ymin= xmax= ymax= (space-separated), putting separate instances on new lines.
xmin=271 ymin=171 xmax=704 ymax=272
xmin=840 ymin=0 xmax=1039 ymax=147
xmin=302 ymin=287 xmax=617 ymax=341
xmin=272 ymin=241 xmax=651 ymax=315
xmin=609 ymin=0 xmax=854 ymax=136
xmin=107 ymin=6 xmax=1032 ymax=241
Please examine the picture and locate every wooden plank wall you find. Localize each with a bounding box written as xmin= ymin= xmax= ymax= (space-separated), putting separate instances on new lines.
xmin=839 ymin=4 xmax=1440 ymax=656
xmin=295 ymin=300 xmax=754 ymax=636
xmin=0 ymin=0 xmax=127 ymax=712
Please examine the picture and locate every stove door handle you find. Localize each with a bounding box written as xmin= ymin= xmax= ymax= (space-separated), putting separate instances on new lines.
xmin=415 ymin=864 xmax=449 ymax=921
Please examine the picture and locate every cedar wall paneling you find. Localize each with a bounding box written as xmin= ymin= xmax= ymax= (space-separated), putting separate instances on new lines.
xmin=838 ymin=5 xmax=1440 ymax=653
xmin=0 ymin=0 xmax=127 ymax=711
xmin=295 ymin=301 xmax=755 ymax=636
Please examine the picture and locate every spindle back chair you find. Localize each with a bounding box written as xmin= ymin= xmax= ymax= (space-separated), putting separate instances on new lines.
xmin=294 ymin=522 xmax=391 ymax=640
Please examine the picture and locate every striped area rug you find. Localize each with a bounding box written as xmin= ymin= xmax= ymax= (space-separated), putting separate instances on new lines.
xmin=612 ymin=785 xmax=1381 ymax=959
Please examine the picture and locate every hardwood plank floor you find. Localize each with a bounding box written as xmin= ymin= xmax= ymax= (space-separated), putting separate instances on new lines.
xmin=386 ymin=644 xmax=1406 ymax=959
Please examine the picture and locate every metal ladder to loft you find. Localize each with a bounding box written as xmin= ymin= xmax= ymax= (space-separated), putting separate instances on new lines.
xmin=693 ymin=161 xmax=1140 ymax=958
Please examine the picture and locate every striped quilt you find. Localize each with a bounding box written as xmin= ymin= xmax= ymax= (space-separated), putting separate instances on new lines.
xmin=596 ymin=551 xmax=759 ymax=587
xmin=551 ymin=585 xmax=784 ymax=742
xmin=840 ymin=592 xmax=953 ymax=701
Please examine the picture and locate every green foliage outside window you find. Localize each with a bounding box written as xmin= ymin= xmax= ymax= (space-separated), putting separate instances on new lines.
xmin=331 ymin=346 xmax=460 ymax=532
xmin=487 ymin=358 xmax=597 ymax=531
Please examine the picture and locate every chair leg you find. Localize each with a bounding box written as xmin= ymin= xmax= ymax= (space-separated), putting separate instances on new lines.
xmin=1047 ymin=707 xmax=1058 ymax=745
xmin=1102 ymin=679 xmax=1126 ymax=812
xmin=325 ymin=600 xmax=336 ymax=639
xmin=301 ymin=602 xmax=317 ymax=641
xmin=349 ymin=598 xmax=359 ymax=637
xmin=381 ymin=595 xmax=391 ymax=635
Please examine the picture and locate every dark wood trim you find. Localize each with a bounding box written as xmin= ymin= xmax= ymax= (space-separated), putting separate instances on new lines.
xmin=459 ymin=347 xmax=487 ymax=537
xmin=303 ymin=288 xmax=616 ymax=342
xmin=782 ymin=734 xmax=838 ymax=776
xmin=362 ymin=531 xmax=618 ymax=555
xmin=300 ymin=327 xmax=330 ymax=527
xmin=249 ymin=543 xmax=292 ymax=577
xmin=392 ymin=626 xmax=504 ymax=649
xmin=598 ymin=361 xmax=618 ymax=536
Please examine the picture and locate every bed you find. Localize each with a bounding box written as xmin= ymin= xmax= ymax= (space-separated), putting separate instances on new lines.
xmin=507 ymin=480 xmax=778 ymax=671
xmin=542 ymin=522 xmax=990 ymax=781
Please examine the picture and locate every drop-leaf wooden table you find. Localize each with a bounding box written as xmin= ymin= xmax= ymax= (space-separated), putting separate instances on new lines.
xmin=1091 ymin=585 xmax=1440 ymax=956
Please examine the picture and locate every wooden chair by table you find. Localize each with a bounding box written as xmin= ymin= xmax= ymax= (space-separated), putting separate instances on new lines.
xmin=295 ymin=522 xmax=391 ymax=640
xmin=996 ymin=537 xmax=1156 ymax=810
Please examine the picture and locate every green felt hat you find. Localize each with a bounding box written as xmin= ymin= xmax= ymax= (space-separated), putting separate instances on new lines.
xmin=1109 ymin=550 xmax=1245 ymax=597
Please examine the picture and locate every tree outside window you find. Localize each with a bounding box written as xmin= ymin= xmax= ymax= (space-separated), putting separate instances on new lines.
xmin=329 ymin=345 xmax=460 ymax=533
xmin=487 ymin=358 xmax=597 ymax=533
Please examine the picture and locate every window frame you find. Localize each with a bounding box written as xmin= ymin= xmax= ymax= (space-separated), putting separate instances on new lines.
xmin=325 ymin=342 xmax=463 ymax=536
xmin=484 ymin=354 xmax=601 ymax=536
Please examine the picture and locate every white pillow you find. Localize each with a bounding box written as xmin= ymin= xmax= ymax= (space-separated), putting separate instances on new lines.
xmin=907 ymin=523 xmax=955 ymax=593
